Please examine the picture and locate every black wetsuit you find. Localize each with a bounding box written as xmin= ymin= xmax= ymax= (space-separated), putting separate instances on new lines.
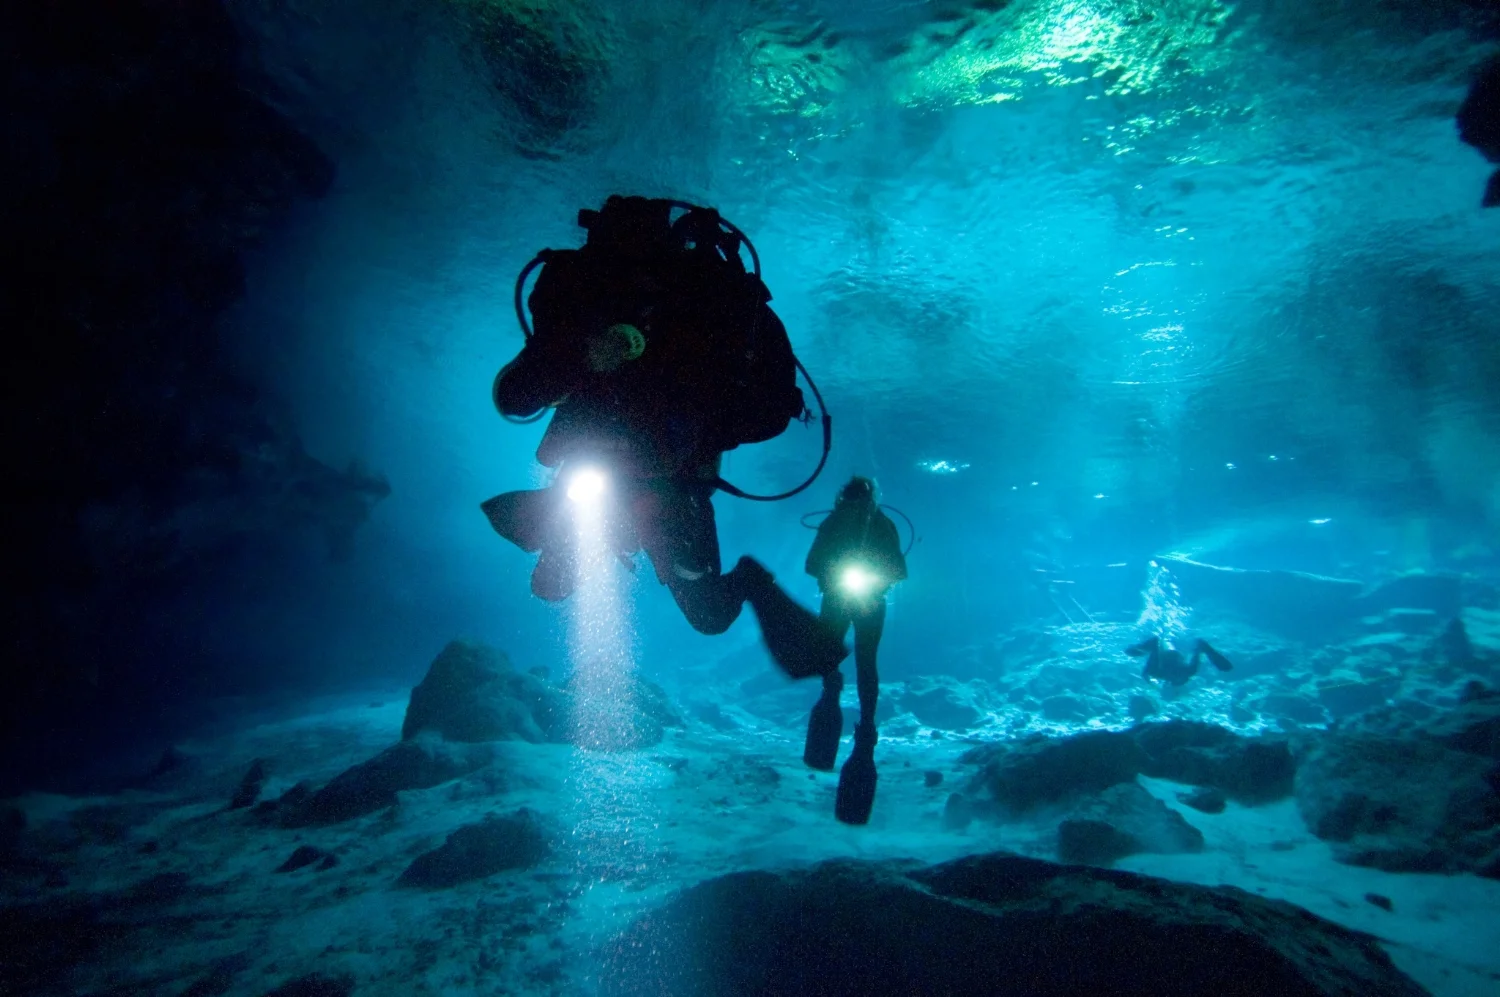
xmin=805 ymin=501 xmax=907 ymax=726
xmin=489 ymin=202 xmax=802 ymax=635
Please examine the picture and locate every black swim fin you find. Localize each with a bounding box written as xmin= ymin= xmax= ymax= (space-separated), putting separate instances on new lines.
xmin=736 ymin=557 xmax=849 ymax=680
xmin=1197 ymin=639 xmax=1234 ymax=672
xmin=1485 ymin=168 xmax=1500 ymax=208
xmin=481 ymin=488 xmax=553 ymax=552
xmin=804 ymin=673 xmax=844 ymax=771
xmin=1125 ymin=636 xmax=1159 ymax=658
xmin=835 ymin=722 xmax=877 ymax=825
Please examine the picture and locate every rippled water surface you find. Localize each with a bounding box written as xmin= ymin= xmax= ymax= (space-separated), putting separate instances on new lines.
xmin=228 ymin=0 xmax=1500 ymax=644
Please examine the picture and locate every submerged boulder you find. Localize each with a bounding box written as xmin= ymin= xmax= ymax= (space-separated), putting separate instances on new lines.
xmin=261 ymin=974 xmax=355 ymax=997
xmin=229 ymin=759 xmax=267 ymax=810
xmin=1355 ymin=572 xmax=1463 ymax=620
xmin=1418 ymin=694 xmax=1500 ymax=760
xmin=962 ymin=730 xmax=1144 ymax=813
xmin=402 ymin=640 xmax=681 ymax=750
xmin=602 ymin=853 xmax=1428 ymax=996
xmin=277 ymin=737 xmax=495 ymax=828
xmin=962 ymin=721 xmax=1294 ymax=815
xmin=403 ymin=641 xmax=566 ymax=744
xmin=1295 ymin=729 xmax=1500 ymax=877
xmin=560 ymin=671 xmax=683 ymax=751
xmin=397 ymin=809 xmax=551 ymax=889
xmin=1134 ymin=721 xmax=1295 ymax=804
xmin=1057 ymin=782 xmax=1205 ymax=865
xmin=901 ymin=682 xmax=983 ymax=730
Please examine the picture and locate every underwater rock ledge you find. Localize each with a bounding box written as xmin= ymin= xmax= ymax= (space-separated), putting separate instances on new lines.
xmin=603 ymin=851 xmax=1430 ymax=997
xmin=0 ymin=0 xmax=384 ymax=785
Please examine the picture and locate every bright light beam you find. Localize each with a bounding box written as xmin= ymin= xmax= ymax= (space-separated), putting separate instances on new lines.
xmin=567 ymin=466 xmax=607 ymax=504
xmin=840 ymin=564 xmax=880 ymax=598
xmin=562 ymin=480 xmax=664 ymax=895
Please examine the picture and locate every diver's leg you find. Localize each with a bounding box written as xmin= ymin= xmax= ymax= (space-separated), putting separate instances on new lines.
xmin=637 ymin=482 xmax=743 ymax=634
xmin=835 ymin=599 xmax=883 ymax=825
xmin=804 ymin=597 xmax=852 ymax=770
xmin=1142 ymin=644 xmax=1160 ymax=681
xmin=851 ymin=598 xmax=887 ymax=729
xmin=1198 ymin=639 xmax=1234 ymax=672
xmin=638 ymin=481 xmax=847 ymax=674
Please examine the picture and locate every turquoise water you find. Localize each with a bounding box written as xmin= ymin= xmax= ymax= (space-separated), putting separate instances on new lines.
xmin=6 ymin=2 xmax=1500 ymax=994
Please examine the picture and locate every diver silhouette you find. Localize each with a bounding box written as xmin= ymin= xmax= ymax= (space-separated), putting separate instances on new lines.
xmin=483 ymin=195 xmax=846 ymax=680
xmin=802 ymin=476 xmax=909 ymax=824
xmin=1126 ymin=635 xmax=1234 ymax=688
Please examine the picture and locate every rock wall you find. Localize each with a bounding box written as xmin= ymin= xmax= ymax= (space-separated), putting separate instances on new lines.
xmin=0 ymin=1 xmax=377 ymax=785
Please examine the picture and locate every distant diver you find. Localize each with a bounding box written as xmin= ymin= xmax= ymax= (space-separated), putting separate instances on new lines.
xmin=1458 ymin=54 xmax=1500 ymax=207
xmin=482 ymin=195 xmax=847 ymax=679
xmin=802 ymin=476 xmax=910 ymax=825
xmin=1126 ymin=635 xmax=1233 ymax=688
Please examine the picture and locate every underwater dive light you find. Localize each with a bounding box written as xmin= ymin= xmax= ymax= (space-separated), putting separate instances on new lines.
xmin=839 ymin=564 xmax=880 ymax=597
xmin=567 ymin=467 xmax=608 ymax=504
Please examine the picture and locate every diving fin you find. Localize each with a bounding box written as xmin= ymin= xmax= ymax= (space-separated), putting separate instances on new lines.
xmin=803 ymin=673 xmax=844 ymax=771
xmin=1197 ymin=639 xmax=1234 ymax=672
xmin=1125 ymin=636 xmax=1159 ymax=658
xmin=481 ymin=488 xmax=553 ymax=552
xmin=835 ymin=722 xmax=878 ymax=825
xmin=736 ymin=557 xmax=849 ymax=680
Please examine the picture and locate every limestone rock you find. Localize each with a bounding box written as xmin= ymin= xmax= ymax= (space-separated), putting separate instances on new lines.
xmin=602 ymin=852 xmax=1428 ymax=996
xmin=397 ymin=809 xmax=551 ymax=889
xmin=1295 ymin=731 xmax=1500 ymax=876
xmin=1057 ymin=782 xmax=1204 ymax=865
xmin=963 ymin=722 xmax=1294 ymax=815
xmin=261 ymin=974 xmax=355 ymax=997
xmin=1419 ymin=695 xmax=1500 ymax=759
xmin=275 ymin=845 xmax=336 ymax=873
xmin=402 ymin=641 xmax=566 ymax=744
xmin=1180 ymin=786 xmax=1227 ymax=813
xmin=902 ymin=683 xmax=982 ymax=730
xmin=277 ymin=737 xmax=494 ymax=828
xmin=229 ymin=759 xmax=266 ymax=810
xmin=1134 ymin=721 xmax=1295 ymax=804
xmin=560 ymin=671 xmax=683 ymax=751
xmin=1039 ymin=694 xmax=1093 ymax=722
xmin=962 ymin=730 xmax=1144 ymax=813
xmin=1355 ymin=572 xmax=1463 ymax=619
xmin=1251 ymin=693 xmax=1329 ymax=727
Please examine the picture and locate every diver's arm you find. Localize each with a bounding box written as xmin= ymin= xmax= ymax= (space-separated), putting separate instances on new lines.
xmin=496 ymin=252 xmax=599 ymax=417
xmin=805 ymin=519 xmax=841 ymax=589
xmin=878 ymin=515 xmax=908 ymax=582
xmin=493 ymin=342 xmax=583 ymax=418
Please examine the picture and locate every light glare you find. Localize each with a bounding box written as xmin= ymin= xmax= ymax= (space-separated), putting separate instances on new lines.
xmin=841 ymin=565 xmax=879 ymax=597
xmin=567 ymin=467 xmax=607 ymax=504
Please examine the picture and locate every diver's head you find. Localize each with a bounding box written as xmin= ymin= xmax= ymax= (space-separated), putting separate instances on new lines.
xmin=836 ymin=475 xmax=877 ymax=509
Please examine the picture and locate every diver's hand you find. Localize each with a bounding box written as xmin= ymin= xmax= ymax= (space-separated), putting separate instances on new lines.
xmin=586 ymin=323 xmax=646 ymax=372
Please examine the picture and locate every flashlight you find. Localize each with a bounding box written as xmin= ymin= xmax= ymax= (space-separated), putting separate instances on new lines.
xmin=840 ymin=564 xmax=880 ymax=597
xmin=566 ymin=467 xmax=607 ymax=504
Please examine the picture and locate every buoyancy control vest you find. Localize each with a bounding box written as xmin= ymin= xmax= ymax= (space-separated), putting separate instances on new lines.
xmin=522 ymin=195 xmax=805 ymax=455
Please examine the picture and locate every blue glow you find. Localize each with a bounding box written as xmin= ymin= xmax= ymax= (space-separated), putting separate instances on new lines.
xmin=42 ymin=0 xmax=1500 ymax=990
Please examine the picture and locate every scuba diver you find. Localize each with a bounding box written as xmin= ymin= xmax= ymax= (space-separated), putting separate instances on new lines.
xmin=802 ymin=476 xmax=909 ymax=825
xmin=1458 ymin=54 xmax=1500 ymax=207
xmin=483 ymin=195 xmax=847 ymax=680
xmin=1126 ymin=635 xmax=1233 ymax=688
